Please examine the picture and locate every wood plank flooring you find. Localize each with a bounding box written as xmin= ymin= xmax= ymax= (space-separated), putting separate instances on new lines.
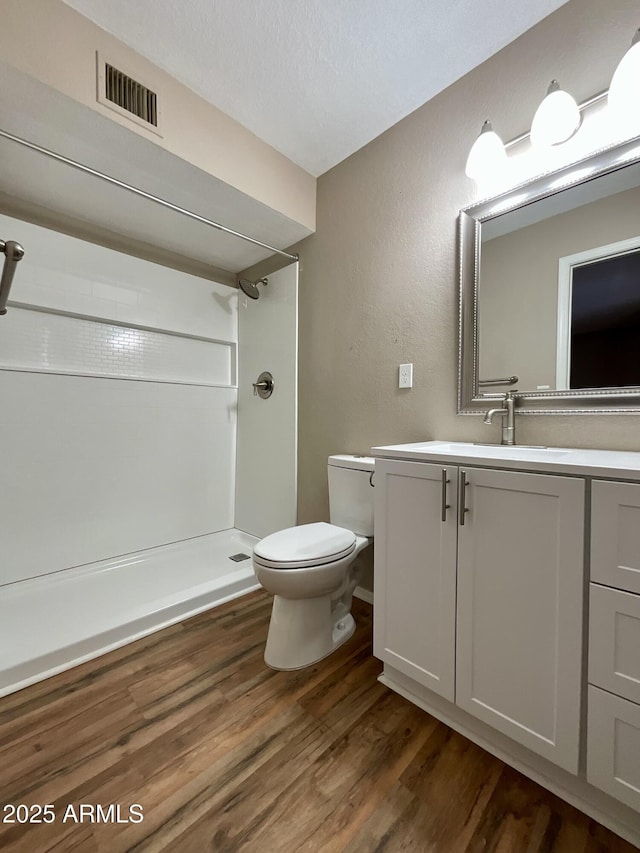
xmin=0 ymin=590 xmax=637 ymax=852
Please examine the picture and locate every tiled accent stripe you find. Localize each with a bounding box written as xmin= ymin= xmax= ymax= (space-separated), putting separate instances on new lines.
xmin=0 ymin=307 xmax=234 ymax=386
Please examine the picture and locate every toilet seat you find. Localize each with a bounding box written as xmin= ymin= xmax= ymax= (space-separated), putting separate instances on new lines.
xmin=253 ymin=522 xmax=356 ymax=569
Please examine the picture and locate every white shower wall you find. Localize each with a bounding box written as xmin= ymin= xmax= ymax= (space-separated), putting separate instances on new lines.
xmin=0 ymin=213 xmax=239 ymax=584
xmin=235 ymin=263 xmax=298 ymax=539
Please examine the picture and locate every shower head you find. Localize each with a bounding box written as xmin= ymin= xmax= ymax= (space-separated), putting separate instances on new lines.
xmin=238 ymin=277 xmax=268 ymax=300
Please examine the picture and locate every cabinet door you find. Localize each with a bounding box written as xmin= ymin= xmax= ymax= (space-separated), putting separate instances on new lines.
xmin=587 ymin=685 xmax=640 ymax=812
xmin=373 ymin=459 xmax=458 ymax=701
xmin=456 ymin=468 xmax=584 ymax=772
xmin=592 ymin=480 xmax=640 ymax=594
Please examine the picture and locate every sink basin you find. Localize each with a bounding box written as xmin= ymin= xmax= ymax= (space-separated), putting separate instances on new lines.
xmin=428 ymin=442 xmax=572 ymax=459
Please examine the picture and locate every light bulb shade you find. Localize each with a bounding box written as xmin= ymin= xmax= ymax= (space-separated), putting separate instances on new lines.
xmin=465 ymin=121 xmax=507 ymax=182
xmin=608 ymin=32 xmax=640 ymax=125
xmin=530 ymin=81 xmax=580 ymax=148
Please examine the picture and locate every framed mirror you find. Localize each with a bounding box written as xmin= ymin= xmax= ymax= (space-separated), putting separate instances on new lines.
xmin=458 ymin=134 xmax=640 ymax=414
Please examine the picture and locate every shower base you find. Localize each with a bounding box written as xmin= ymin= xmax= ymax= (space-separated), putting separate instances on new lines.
xmin=0 ymin=529 xmax=259 ymax=698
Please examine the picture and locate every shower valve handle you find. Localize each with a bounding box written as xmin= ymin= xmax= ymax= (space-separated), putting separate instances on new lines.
xmin=252 ymin=371 xmax=274 ymax=399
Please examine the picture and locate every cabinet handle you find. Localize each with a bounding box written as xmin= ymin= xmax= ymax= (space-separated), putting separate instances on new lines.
xmin=441 ymin=468 xmax=450 ymax=522
xmin=459 ymin=469 xmax=469 ymax=525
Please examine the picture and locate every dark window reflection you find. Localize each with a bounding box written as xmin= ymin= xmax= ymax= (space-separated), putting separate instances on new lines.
xmin=570 ymin=250 xmax=640 ymax=389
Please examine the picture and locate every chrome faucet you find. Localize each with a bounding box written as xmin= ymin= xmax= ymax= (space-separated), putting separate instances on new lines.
xmin=483 ymin=390 xmax=518 ymax=445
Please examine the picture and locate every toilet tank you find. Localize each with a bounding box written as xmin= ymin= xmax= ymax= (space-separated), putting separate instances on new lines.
xmin=328 ymin=455 xmax=375 ymax=536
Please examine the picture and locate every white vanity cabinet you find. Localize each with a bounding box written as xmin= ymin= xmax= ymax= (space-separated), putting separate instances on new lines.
xmin=373 ymin=457 xmax=585 ymax=772
xmin=371 ymin=441 xmax=640 ymax=844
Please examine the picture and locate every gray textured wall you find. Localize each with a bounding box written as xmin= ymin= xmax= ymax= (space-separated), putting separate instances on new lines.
xmin=292 ymin=0 xmax=640 ymax=545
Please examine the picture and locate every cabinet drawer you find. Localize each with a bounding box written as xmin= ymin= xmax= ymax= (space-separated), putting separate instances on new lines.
xmin=589 ymin=584 xmax=640 ymax=704
xmin=587 ymin=686 xmax=640 ymax=812
xmin=592 ymin=480 xmax=640 ymax=594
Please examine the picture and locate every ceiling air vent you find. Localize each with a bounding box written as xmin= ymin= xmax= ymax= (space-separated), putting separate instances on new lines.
xmin=105 ymin=63 xmax=157 ymax=126
xmin=96 ymin=53 xmax=163 ymax=137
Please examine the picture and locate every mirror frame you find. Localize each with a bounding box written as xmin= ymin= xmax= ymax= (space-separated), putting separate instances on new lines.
xmin=458 ymin=133 xmax=640 ymax=415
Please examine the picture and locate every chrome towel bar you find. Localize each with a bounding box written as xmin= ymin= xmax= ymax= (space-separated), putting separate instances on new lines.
xmin=478 ymin=375 xmax=519 ymax=387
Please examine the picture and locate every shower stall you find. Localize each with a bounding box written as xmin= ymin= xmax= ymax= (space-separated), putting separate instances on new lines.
xmin=0 ymin=203 xmax=298 ymax=697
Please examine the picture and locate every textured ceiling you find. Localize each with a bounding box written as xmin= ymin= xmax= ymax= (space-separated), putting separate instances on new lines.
xmin=61 ymin=0 xmax=568 ymax=177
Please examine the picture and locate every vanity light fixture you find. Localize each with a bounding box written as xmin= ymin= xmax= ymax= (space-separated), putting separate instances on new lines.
xmin=530 ymin=80 xmax=581 ymax=148
xmin=608 ymin=28 xmax=640 ymax=125
xmin=466 ymin=28 xmax=640 ymax=186
xmin=464 ymin=120 xmax=507 ymax=182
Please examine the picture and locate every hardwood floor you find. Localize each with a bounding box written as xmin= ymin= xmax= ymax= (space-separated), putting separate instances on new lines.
xmin=0 ymin=590 xmax=636 ymax=852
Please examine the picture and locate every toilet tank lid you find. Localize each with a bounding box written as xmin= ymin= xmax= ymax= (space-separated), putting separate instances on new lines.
xmin=328 ymin=454 xmax=375 ymax=471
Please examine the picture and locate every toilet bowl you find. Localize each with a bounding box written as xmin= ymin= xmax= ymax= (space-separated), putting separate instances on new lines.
xmin=253 ymin=455 xmax=374 ymax=670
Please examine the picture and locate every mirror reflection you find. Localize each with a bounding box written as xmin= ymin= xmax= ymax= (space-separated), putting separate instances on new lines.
xmin=478 ymin=161 xmax=640 ymax=394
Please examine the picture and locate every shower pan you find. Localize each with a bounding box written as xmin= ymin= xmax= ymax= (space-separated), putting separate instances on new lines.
xmin=0 ymin=210 xmax=298 ymax=698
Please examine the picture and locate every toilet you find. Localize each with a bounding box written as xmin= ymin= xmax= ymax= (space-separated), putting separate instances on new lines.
xmin=252 ymin=454 xmax=375 ymax=670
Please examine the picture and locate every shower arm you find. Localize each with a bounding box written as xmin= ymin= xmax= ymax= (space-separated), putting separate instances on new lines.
xmin=0 ymin=240 xmax=25 ymax=315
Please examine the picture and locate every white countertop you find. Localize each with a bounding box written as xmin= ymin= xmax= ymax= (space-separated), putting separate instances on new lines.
xmin=371 ymin=440 xmax=640 ymax=480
